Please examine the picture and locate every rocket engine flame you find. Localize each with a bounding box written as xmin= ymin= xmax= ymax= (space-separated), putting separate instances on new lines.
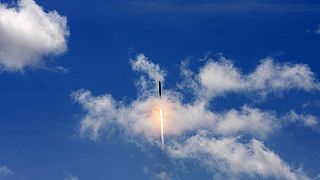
xmin=160 ymin=108 xmax=164 ymax=149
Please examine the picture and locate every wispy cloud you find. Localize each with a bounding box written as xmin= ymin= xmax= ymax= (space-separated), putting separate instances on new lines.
xmin=107 ymin=1 xmax=320 ymax=15
xmin=0 ymin=165 xmax=14 ymax=176
xmin=64 ymin=174 xmax=79 ymax=180
xmin=315 ymin=24 xmax=320 ymax=34
xmin=156 ymin=171 xmax=171 ymax=180
xmin=286 ymin=110 xmax=318 ymax=129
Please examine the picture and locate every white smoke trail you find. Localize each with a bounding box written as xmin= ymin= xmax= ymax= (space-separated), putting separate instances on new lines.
xmin=160 ymin=108 xmax=164 ymax=149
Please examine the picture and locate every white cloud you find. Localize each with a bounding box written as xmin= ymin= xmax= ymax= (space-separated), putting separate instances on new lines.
xmin=248 ymin=58 xmax=319 ymax=92
xmin=72 ymin=54 xmax=319 ymax=179
xmin=0 ymin=165 xmax=13 ymax=176
xmin=315 ymin=24 xmax=320 ymax=34
xmin=193 ymin=57 xmax=320 ymax=99
xmin=130 ymin=54 xmax=165 ymax=82
xmin=156 ymin=171 xmax=171 ymax=180
xmin=73 ymin=90 xmax=118 ymax=141
xmin=0 ymin=0 xmax=69 ymax=71
xmin=167 ymin=130 xmax=308 ymax=180
xmin=72 ymin=90 xmax=277 ymax=142
xmin=286 ymin=110 xmax=318 ymax=128
xmin=198 ymin=57 xmax=245 ymax=96
xmin=177 ymin=60 xmax=199 ymax=94
xmin=72 ymin=54 xmax=320 ymax=142
xmin=130 ymin=54 xmax=166 ymax=96
xmin=64 ymin=174 xmax=79 ymax=180
xmin=142 ymin=166 xmax=172 ymax=180
xmin=142 ymin=166 xmax=149 ymax=174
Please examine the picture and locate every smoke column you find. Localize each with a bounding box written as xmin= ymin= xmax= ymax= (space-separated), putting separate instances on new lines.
xmin=160 ymin=108 xmax=164 ymax=149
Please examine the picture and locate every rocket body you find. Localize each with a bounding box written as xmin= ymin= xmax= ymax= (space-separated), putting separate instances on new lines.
xmin=158 ymin=81 xmax=162 ymax=98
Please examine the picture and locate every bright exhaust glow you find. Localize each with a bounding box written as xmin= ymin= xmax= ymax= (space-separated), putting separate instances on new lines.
xmin=160 ymin=108 xmax=164 ymax=149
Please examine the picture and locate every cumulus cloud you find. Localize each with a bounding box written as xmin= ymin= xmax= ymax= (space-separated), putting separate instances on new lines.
xmin=0 ymin=0 xmax=69 ymax=71
xmin=73 ymin=54 xmax=319 ymax=179
xmin=0 ymin=165 xmax=13 ymax=176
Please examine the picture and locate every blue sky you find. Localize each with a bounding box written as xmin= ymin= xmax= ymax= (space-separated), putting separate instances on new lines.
xmin=0 ymin=0 xmax=320 ymax=179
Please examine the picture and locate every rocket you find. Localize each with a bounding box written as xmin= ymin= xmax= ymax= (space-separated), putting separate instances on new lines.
xmin=158 ymin=81 xmax=162 ymax=98
xmin=159 ymin=80 xmax=164 ymax=150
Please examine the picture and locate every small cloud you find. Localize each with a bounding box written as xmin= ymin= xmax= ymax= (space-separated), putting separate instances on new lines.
xmin=46 ymin=66 xmax=69 ymax=73
xmin=286 ymin=110 xmax=318 ymax=128
xmin=156 ymin=171 xmax=171 ymax=180
xmin=64 ymin=174 xmax=79 ymax=180
xmin=0 ymin=0 xmax=69 ymax=72
xmin=142 ymin=166 xmax=149 ymax=174
xmin=130 ymin=54 xmax=165 ymax=83
xmin=0 ymin=165 xmax=14 ymax=176
xmin=315 ymin=24 xmax=320 ymax=34
xmin=303 ymin=99 xmax=320 ymax=109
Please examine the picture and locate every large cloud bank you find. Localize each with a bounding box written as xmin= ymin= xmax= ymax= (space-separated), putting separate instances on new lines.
xmin=73 ymin=54 xmax=319 ymax=179
xmin=0 ymin=0 xmax=69 ymax=71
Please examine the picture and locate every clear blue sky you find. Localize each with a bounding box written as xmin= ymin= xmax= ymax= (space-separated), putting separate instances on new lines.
xmin=0 ymin=0 xmax=320 ymax=179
